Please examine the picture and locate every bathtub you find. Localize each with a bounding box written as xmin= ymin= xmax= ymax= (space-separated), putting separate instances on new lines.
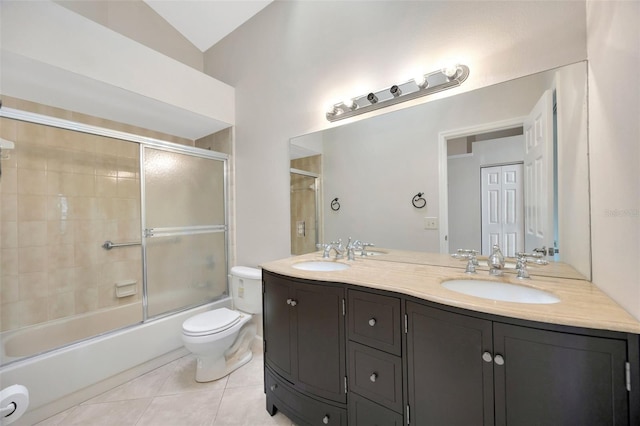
xmin=0 ymin=297 xmax=231 ymax=425
xmin=1 ymin=303 xmax=143 ymax=365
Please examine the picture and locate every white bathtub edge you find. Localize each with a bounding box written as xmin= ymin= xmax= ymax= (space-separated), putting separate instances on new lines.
xmin=1 ymin=298 xmax=231 ymax=426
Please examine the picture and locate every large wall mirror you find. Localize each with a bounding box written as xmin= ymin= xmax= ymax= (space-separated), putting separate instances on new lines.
xmin=290 ymin=61 xmax=590 ymax=280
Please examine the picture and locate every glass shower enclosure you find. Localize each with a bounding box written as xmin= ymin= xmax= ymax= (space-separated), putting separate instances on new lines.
xmin=143 ymin=146 xmax=228 ymax=318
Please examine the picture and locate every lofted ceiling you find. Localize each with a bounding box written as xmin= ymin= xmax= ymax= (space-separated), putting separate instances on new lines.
xmin=144 ymin=0 xmax=273 ymax=52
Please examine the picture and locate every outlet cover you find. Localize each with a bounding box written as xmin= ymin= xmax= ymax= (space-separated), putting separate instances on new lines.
xmin=424 ymin=217 xmax=439 ymax=230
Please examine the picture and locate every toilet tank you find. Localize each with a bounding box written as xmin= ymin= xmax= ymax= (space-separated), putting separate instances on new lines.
xmin=229 ymin=266 xmax=262 ymax=314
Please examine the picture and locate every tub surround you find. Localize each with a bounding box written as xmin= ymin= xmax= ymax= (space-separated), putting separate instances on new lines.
xmin=261 ymin=250 xmax=640 ymax=334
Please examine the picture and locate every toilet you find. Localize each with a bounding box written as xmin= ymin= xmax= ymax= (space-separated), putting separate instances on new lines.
xmin=181 ymin=266 xmax=262 ymax=382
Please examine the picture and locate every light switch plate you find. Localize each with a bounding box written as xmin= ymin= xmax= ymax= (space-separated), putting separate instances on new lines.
xmin=424 ymin=217 xmax=439 ymax=230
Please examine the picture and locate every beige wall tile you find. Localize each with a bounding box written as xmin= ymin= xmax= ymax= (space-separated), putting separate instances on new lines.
xmin=18 ymin=271 xmax=48 ymax=300
xmin=1 ymin=221 xmax=18 ymax=248
xmin=96 ymin=175 xmax=118 ymax=197
xmin=0 ymin=275 xmax=19 ymax=304
xmin=0 ymin=167 xmax=17 ymax=194
xmin=48 ymin=291 xmax=75 ymax=320
xmin=0 ymin=301 xmax=20 ymax=331
xmin=18 ymin=246 xmax=47 ymax=273
xmin=48 ymin=243 xmax=76 ymax=271
xmin=48 ymin=267 xmax=76 ymax=295
xmin=47 ymin=219 xmax=75 ymax=245
xmin=18 ymin=194 xmax=47 ymax=221
xmin=20 ymin=297 xmax=49 ymax=326
xmin=1 ymin=248 xmax=18 ymax=276
xmin=18 ymin=220 xmax=47 ymax=247
xmin=75 ymin=287 xmax=98 ymax=314
xmin=1 ymin=193 xmax=18 ymax=221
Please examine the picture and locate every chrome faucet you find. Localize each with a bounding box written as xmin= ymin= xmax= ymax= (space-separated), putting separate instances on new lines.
xmin=320 ymin=240 xmax=345 ymax=259
xmin=488 ymin=244 xmax=505 ymax=276
xmin=515 ymin=252 xmax=549 ymax=279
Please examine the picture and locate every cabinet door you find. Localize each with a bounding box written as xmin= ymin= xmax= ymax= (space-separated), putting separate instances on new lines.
xmin=294 ymin=282 xmax=346 ymax=403
xmin=406 ymin=302 xmax=494 ymax=426
xmin=263 ymin=274 xmax=296 ymax=381
xmin=493 ymin=323 xmax=629 ymax=426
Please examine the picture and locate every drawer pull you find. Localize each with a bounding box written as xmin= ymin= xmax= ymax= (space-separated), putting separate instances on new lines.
xmin=494 ymin=354 xmax=505 ymax=366
xmin=368 ymin=318 xmax=376 ymax=326
xmin=370 ymin=372 xmax=378 ymax=382
xmin=482 ymin=351 xmax=493 ymax=363
xmin=322 ymin=415 xmax=330 ymax=424
xmin=270 ymin=384 xmax=277 ymax=391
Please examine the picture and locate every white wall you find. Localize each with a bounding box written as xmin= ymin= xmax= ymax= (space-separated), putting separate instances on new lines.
xmin=587 ymin=0 xmax=640 ymax=319
xmin=204 ymin=1 xmax=588 ymax=268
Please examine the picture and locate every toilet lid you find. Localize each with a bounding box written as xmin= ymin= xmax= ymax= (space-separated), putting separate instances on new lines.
xmin=182 ymin=308 xmax=242 ymax=336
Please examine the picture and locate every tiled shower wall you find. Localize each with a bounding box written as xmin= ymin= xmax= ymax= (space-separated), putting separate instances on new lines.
xmin=0 ymin=116 xmax=143 ymax=332
xmin=290 ymin=155 xmax=321 ymax=255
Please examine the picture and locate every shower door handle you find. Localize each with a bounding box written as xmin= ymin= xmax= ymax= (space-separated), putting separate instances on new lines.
xmin=102 ymin=240 xmax=142 ymax=250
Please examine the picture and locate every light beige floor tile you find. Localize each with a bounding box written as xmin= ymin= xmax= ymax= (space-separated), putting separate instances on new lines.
xmin=84 ymin=359 xmax=178 ymax=404
xmin=226 ymin=352 xmax=264 ymax=389
xmin=211 ymin=385 xmax=292 ymax=426
xmin=136 ymin=389 xmax=224 ymax=426
xmin=33 ymin=407 xmax=74 ymax=425
xmin=159 ymin=355 xmax=229 ymax=396
xmin=56 ymin=398 xmax=152 ymax=425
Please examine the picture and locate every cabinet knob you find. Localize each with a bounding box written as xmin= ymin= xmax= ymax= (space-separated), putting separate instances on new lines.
xmin=270 ymin=384 xmax=277 ymax=391
xmin=322 ymin=415 xmax=330 ymax=424
xmin=286 ymin=298 xmax=298 ymax=307
xmin=494 ymin=354 xmax=505 ymax=366
xmin=370 ymin=372 xmax=378 ymax=382
xmin=482 ymin=351 xmax=493 ymax=363
xmin=368 ymin=318 xmax=376 ymax=326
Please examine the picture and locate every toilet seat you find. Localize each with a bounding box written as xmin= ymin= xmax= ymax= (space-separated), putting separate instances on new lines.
xmin=182 ymin=308 xmax=242 ymax=337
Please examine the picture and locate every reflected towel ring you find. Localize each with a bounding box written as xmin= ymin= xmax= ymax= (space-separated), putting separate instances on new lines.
xmin=331 ymin=198 xmax=341 ymax=211
xmin=412 ymin=192 xmax=426 ymax=209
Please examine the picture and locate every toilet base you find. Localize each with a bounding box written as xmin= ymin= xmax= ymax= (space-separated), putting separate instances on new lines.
xmin=195 ymin=350 xmax=253 ymax=383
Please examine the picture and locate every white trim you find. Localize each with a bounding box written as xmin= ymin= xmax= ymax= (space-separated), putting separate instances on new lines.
xmin=438 ymin=116 xmax=527 ymax=254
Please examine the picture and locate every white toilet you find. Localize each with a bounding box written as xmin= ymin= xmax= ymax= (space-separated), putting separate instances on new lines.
xmin=181 ymin=266 xmax=262 ymax=382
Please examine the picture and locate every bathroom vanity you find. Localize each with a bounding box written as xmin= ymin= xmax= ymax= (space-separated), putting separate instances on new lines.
xmin=261 ymin=251 xmax=640 ymax=426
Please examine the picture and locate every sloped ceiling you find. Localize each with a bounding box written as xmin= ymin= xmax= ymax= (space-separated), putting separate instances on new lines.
xmin=144 ymin=0 xmax=273 ymax=52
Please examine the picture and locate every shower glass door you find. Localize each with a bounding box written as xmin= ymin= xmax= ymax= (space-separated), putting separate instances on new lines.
xmin=142 ymin=146 xmax=228 ymax=318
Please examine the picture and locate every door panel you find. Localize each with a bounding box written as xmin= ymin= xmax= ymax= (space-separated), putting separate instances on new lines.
xmin=493 ymin=323 xmax=629 ymax=426
xmin=294 ymin=282 xmax=346 ymax=403
xmin=524 ymin=90 xmax=554 ymax=253
xmin=406 ymin=302 xmax=494 ymax=425
xmin=263 ymin=276 xmax=294 ymax=380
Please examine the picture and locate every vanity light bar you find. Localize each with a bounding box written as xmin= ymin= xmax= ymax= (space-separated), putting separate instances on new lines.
xmin=326 ymin=64 xmax=470 ymax=122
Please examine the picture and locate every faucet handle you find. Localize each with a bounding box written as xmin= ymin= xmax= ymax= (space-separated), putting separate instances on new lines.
xmin=452 ymin=249 xmax=478 ymax=273
xmin=515 ymin=252 xmax=549 ymax=279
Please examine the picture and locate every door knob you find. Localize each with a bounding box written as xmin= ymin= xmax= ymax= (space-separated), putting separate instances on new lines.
xmin=368 ymin=318 xmax=376 ymax=326
xmin=482 ymin=351 xmax=493 ymax=363
xmin=494 ymin=354 xmax=505 ymax=366
xmin=370 ymin=372 xmax=378 ymax=382
xmin=322 ymin=415 xmax=330 ymax=424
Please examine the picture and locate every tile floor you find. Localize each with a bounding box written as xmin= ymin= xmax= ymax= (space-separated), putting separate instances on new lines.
xmin=36 ymin=349 xmax=294 ymax=426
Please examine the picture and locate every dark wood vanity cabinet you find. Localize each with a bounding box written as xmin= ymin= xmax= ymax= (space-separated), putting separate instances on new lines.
xmin=347 ymin=290 xmax=404 ymax=425
xmin=263 ymin=270 xmax=638 ymax=426
xmin=263 ymin=271 xmax=347 ymax=425
xmin=406 ymin=301 xmax=633 ymax=426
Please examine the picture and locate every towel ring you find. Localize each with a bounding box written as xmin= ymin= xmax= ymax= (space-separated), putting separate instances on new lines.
xmin=331 ymin=198 xmax=341 ymax=211
xmin=412 ymin=192 xmax=426 ymax=209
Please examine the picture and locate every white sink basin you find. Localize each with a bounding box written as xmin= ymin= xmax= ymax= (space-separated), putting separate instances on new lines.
xmin=292 ymin=261 xmax=351 ymax=272
xmin=442 ymin=279 xmax=560 ymax=304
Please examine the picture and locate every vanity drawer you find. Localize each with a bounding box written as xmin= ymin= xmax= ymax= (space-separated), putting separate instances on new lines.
xmin=349 ymin=393 xmax=404 ymax=426
xmin=348 ymin=289 xmax=402 ymax=355
xmin=348 ymin=342 xmax=403 ymax=413
xmin=265 ymin=368 xmax=347 ymax=426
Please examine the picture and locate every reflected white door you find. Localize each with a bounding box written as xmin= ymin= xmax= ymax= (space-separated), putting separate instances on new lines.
xmin=481 ymin=164 xmax=524 ymax=257
xmin=523 ymin=90 xmax=554 ymax=253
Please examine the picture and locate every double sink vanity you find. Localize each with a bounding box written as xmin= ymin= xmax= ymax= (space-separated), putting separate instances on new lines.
xmin=261 ymin=249 xmax=640 ymax=425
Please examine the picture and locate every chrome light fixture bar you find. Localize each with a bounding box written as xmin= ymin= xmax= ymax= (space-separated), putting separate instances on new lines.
xmin=326 ymin=64 xmax=469 ymax=122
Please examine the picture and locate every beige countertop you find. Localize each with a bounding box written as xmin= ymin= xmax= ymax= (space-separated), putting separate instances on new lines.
xmin=261 ymin=251 xmax=640 ymax=334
